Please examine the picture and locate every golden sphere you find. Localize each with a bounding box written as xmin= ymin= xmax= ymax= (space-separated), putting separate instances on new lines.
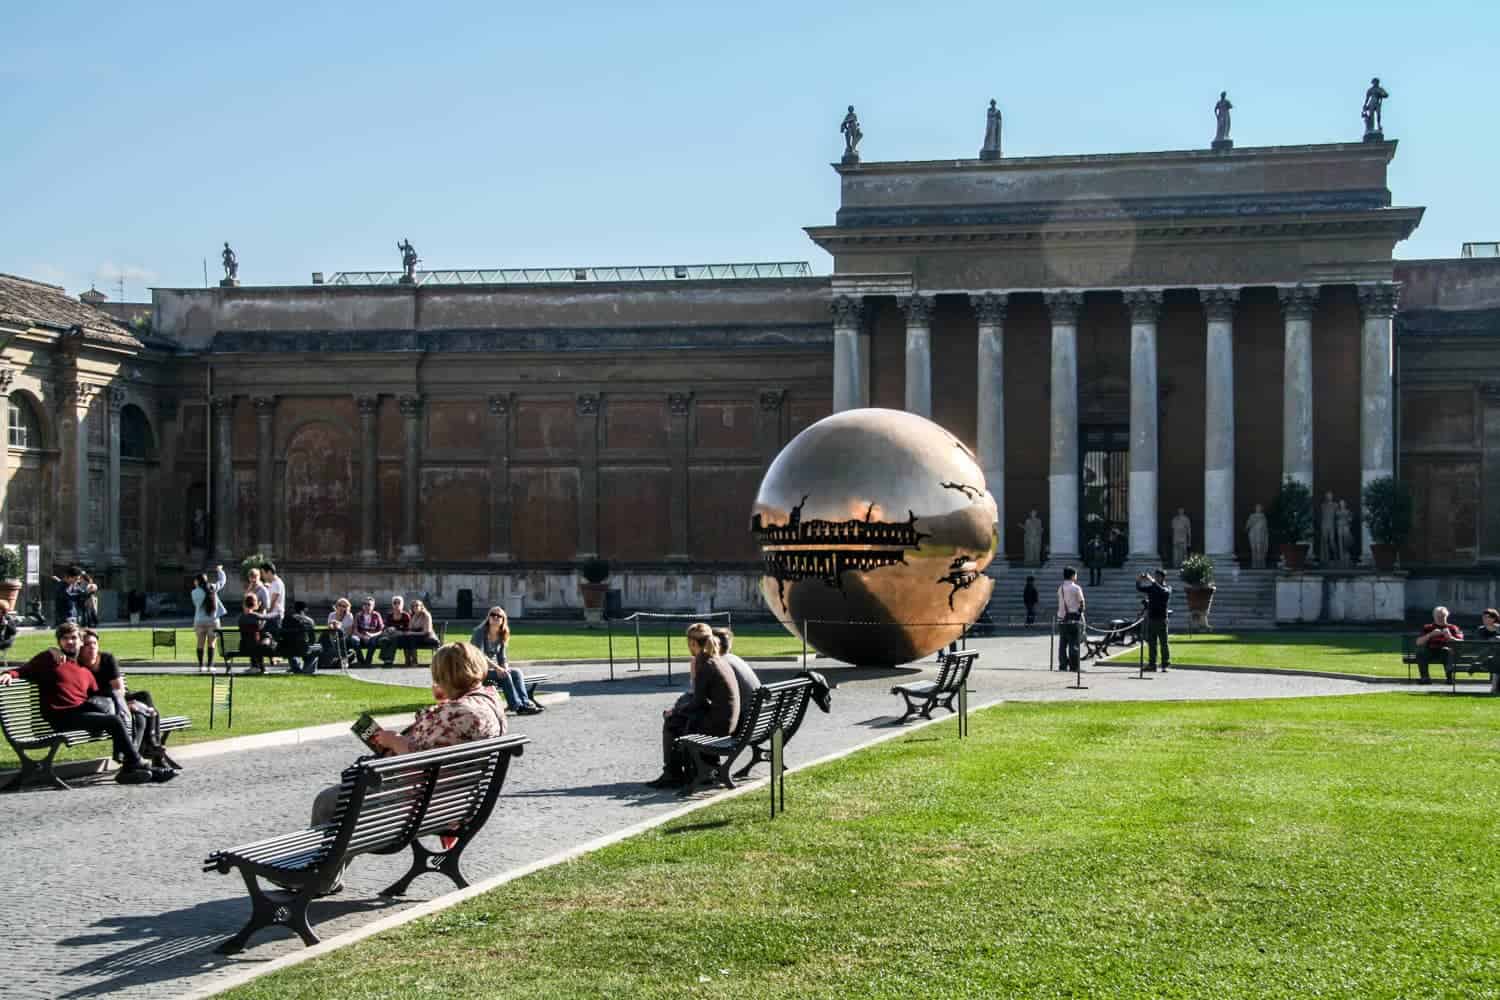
xmin=753 ymin=408 xmax=996 ymax=665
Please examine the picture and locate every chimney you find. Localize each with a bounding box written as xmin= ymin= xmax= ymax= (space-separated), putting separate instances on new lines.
xmin=79 ymin=286 xmax=107 ymax=307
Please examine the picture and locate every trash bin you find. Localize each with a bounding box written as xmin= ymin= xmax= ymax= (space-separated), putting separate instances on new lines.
xmin=605 ymin=588 xmax=622 ymax=619
xmin=504 ymin=594 xmax=526 ymax=620
xmin=456 ymin=588 xmax=474 ymax=620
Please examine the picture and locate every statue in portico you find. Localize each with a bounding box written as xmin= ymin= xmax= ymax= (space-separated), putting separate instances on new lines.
xmin=1212 ymin=91 xmax=1233 ymax=149
xmin=1022 ymin=509 xmax=1044 ymax=566
xmin=1319 ymin=491 xmax=1339 ymax=564
xmin=840 ymin=105 xmax=863 ymax=164
xmin=1245 ymin=504 xmax=1269 ymax=569
xmin=1171 ymin=508 xmax=1192 ymax=567
xmin=397 ymin=238 xmax=419 ymax=283
xmin=1335 ymin=499 xmax=1355 ymax=567
xmin=1362 ymin=77 xmax=1388 ymax=138
xmin=980 ymin=99 xmax=1002 ymax=160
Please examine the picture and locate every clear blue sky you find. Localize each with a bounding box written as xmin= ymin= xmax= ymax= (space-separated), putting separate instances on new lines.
xmin=2 ymin=0 xmax=1493 ymax=299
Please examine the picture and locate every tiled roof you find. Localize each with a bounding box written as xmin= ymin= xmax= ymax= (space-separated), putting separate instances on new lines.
xmin=0 ymin=273 xmax=144 ymax=348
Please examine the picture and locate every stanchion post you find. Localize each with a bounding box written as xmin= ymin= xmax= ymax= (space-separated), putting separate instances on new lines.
xmin=770 ymin=726 xmax=785 ymax=818
xmin=607 ymin=616 xmax=615 ymax=682
xmin=801 ymin=622 xmax=808 ymax=671
xmin=1049 ymin=615 xmax=1055 ymax=672
xmin=958 ymin=682 xmax=968 ymax=739
xmin=664 ymin=619 xmax=673 ymax=687
xmin=633 ymin=616 xmax=642 ymax=673
xmin=1071 ymin=617 xmax=1088 ymax=690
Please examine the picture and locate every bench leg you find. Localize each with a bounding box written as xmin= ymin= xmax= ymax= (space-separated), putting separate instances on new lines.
xmin=731 ymin=745 xmax=770 ymax=781
xmin=677 ymin=748 xmax=721 ymax=796
xmin=2 ymin=742 xmax=71 ymax=792
xmin=381 ymin=834 xmax=469 ymax=898
xmin=217 ymin=869 xmax=321 ymax=953
xmin=892 ymin=693 xmax=920 ymax=725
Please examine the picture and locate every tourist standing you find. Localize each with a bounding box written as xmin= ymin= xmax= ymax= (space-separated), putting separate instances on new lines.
xmin=191 ymin=565 xmax=228 ymax=672
xmin=261 ymin=563 xmax=287 ymax=632
xmin=1022 ymin=575 xmax=1039 ymax=626
xmin=1056 ymin=567 xmax=1085 ymax=673
xmin=1135 ymin=568 xmax=1172 ymax=671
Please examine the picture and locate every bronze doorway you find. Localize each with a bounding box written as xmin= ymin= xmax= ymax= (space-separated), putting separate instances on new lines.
xmin=1082 ymin=426 xmax=1128 ymax=567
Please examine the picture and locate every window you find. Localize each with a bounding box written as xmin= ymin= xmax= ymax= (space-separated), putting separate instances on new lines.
xmin=121 ymin=404 xmax=154 ymax=460
xmin=8 ymin=395 xmax=40 ymax=450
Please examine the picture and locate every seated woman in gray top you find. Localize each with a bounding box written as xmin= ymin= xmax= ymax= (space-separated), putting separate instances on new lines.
xmin=469 ymin=606 xmax=543 ymax=715
xmin=712 ymin=626 xmax=761 ymax=711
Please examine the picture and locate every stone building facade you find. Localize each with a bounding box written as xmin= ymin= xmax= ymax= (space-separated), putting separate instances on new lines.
xmin=1 ymin=135 xmax=1495 ymax=619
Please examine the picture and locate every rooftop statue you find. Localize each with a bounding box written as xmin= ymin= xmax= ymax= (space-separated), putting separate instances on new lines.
xmin=397 ymin=238 xmax=419 ymax=282
xmin=1213 ymin=91 xmax=1233 ymax=148
xmin=1362 ymin=77 xmax=1388 ymax=138
xmin=980 ymin=99 xmax=1002 ymax=160
xmin=840 ymin=105 xmax=862 ymax=164
xmin=220 ymin=242 xmax=239 ymax=286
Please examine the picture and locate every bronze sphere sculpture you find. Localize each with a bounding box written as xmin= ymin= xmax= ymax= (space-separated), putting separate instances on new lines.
xmin=752 ymin=408 xmax=997 ymax=666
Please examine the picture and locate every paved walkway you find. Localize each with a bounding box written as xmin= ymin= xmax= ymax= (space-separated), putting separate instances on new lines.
xmin=1 ymin=637 xmax=1415 ymax=999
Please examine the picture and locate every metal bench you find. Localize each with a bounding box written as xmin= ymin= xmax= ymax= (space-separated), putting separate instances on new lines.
xmin=1083 ymin=614 xmax=1144 ymax=662
xmin=0 ymin=679 xmax=191 ymax=791
xmin=675 ymin=676 xmax=816 ymax=795
xmin=217 ymin=627 xmax=277 ymax=672
xmin=204 ymin=733 xmax=529 ymax=952
xmin=891 ymin=650 xmax=978 ymax=724
xmin=1403 ymin=640 xmax=1500 ymax=691
xmin=150 ymin=629 xmax=178 ymax=660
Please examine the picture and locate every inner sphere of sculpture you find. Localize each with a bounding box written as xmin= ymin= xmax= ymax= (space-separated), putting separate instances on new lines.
xmin=752 ymin=408 xmax=997 ymax=666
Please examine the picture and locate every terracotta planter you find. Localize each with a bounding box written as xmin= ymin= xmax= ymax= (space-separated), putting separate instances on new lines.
xmin=1279 ymin=543 xmax=1309 ymax=571
xmin=0 ymin=579 xmax=19 ymax=611
xmin=1370 ymin=543 xmax=1399 ymax=572
xmin=1186 ymin=584 xmax=1216 ymax=630
xmin=579 ymin=581 xmax=609 ymax=626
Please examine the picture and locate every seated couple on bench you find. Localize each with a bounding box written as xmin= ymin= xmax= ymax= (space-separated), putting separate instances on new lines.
xmin=1411 ymin=606 xmax=1500 ymax=688
xmin=647 ymin=624 xmax=759 ymax=790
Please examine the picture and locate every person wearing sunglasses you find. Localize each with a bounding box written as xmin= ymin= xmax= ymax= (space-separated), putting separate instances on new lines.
xmin=469 ymin=607 xmax=543 ymax=714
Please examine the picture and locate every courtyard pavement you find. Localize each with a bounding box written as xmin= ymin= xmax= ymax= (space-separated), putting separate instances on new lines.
xmin=1 ymin=636 xmax=1419 ymax=1000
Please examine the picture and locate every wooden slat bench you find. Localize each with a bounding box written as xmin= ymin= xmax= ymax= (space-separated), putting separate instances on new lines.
xmin=0 ymin=679 xmax=191 ymax=791
xmin=204 ymin=733 xmax=529 ymax=952
xmin=891 ymin=650 xmax=978 ymax=724
xmin=675 ymin=676 xmax=816 ymax=795
xmin=1403 ymin=640 xmax=1500 ymax=691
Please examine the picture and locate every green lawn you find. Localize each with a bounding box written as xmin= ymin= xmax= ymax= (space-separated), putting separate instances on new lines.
xmin=0 ymin=674 xmax=432 ymax=769
xmin=1 ymin=622 xmax=805 ymax=665
xmin=223 ymin=693 xmax=1500 ymax=999
xmin=1106 ymin=631 xmax=1413 ymax=678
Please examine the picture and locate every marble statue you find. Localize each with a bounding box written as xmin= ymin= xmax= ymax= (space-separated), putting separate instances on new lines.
xmin=1319 ymin=491 xmax=1339 ymax=564
xmin=840 ymin=105 xmax=863 ymax=162
xmin=980 ymin=99 xmax=1002 ymax=160
xmin=1213 ymin=91 xmax=1233 ymax=144
xmin=1171 ymin=508 xmax=1192 ymax=567
xmin=221 ymin=242 xmax=238 ymax=282
xmin=397 ymin=238 xmax=419 ymax=282
xmin=1022 ymin=509 xmax=1044 ymax=566
xmin=1245 ymin=504 xmax=1269 ymax=569
xmin=1362 ymin=77 xmax=1388 ymax=136
xmin=1335 ymin=499 xmax=1355 ymax=568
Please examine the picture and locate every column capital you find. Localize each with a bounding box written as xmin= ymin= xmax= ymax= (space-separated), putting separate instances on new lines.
xmin=1357 ymin=282 xmax=1400 ymax=319
xmin=1043 ymin=290 xmax=1083 ymax=324
xmin=0 ymin=366 xmax=14 ymax=394
xmin=897 ymin=293 xmax=933 ymax=324
xmin=576 ymin=393 xmax=600 ymax=417
xmin=759 ymin=388 xmax=786 ymax=412
xmin=355 ymin=394 xmax=379 ymax=416
xmin=209 ymin=395 xmax=233 ymax=416
xmin=830 ymin=295 xmax=863 ymax=325
xmin=1278 ymin=284 xmax=1319 ymax=320
xmin=1122 ymin=288 xmax=1164 ymax=323
xmin=972 ymin=292 xmax=1008 ymax=325
xmin=62 ymin=381 xmax=97 ymax=408
xmin=487 ymin=393 xmax=510 ymax=417
xmin=106 ymin=385 xmax=128 ymax=412
xmin=667 ymin=392 xmax=691 ymax=417
xmin=397 ymin=394 xmax=423 ymax=418
xmin=1200 ymin=286 xmax=1240 ymax=322
xmin=251 ymin=394 xmax=276 ymax=415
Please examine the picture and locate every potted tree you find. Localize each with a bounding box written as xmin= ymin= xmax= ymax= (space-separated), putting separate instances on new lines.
xmin=578 ymin=557 xmax=610 ymax=626
xmin=1179 ymin=553 xmax=1215 ymax=628
xmin=0 ymin=546 xmax=23 ymax=610
xmin=1362 ymin=475 xmax=1413 ymax=572
xmin=1269 ymin=477 xmax=1313 ymax=571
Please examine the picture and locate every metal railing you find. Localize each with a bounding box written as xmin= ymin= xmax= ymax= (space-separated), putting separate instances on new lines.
xmin=324 ymin=262 xmax=813 ymax=286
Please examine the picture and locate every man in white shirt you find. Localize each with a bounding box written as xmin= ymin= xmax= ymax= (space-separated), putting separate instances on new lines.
xmin=1056 ymin=566 xmax=1086 ymax=672
xmin=262 ymin=562 xmax=287 ymax=633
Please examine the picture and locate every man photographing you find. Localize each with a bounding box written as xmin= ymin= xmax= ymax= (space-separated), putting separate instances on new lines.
xmin=1135 ymin=569 xmax=1172 ymax=671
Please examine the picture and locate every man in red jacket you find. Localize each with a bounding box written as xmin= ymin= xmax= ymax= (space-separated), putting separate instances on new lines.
xmin=1413 ymin=605 xmax=1464 ymax=684
xmin=0 ymin=622 xmax=174 ymax=783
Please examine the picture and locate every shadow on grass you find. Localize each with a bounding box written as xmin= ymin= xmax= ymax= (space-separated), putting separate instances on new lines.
xmin=663 ymin=818 xmax=733 ymax=835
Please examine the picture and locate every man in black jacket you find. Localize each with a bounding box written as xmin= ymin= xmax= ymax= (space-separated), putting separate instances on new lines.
xmin=1136 ymin=569 xmax=1172 ymax=671
xmin=276 ymin=601 xmax=323 ymax=675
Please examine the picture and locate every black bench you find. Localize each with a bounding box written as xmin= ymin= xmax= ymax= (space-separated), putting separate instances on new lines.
xmin=675 ymin=677 xmax=816 ymax=795
xmin=0 ymin=680 xmax=191 ymax=791
xmin=204 ymin=733 xmax=529 ymax=952
xmin=1403 ymin=640 xmax=1500 ymax=691
xmin=217 ymin=627 xmax=277 ymax=672
xmin=891 ymin=650 xmax=978 ymax=724
xmin=1083 ymin=616 xmax=1144 ymax=662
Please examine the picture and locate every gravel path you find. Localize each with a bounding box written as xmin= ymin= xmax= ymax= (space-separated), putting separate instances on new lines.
xmin=1 ymin=636 xmax=1415 ymax=999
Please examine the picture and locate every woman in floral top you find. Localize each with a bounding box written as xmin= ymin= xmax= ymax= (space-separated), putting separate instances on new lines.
xmin=368 ymin=642 xmax=507 ymax=755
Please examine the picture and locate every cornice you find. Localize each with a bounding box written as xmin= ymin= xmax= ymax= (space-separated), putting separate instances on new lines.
xmin=830 ymin=140 xmax=1400 ymax=176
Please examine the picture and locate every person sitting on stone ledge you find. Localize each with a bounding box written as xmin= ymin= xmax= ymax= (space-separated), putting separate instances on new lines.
xmin=237 ymin=594 xmax=277 ymax=674
xmin=646 ymin=622 xmax=740 ymax=790
xmin=470 ymin=606 xmax=543 ymax=714
xmin=1412 ymin=605 xmax=1464 ymax=684
xmin=377 ymin=595 xmax=412 ymax=667
xmin=351 ymin=596 xmax=384 ymax=668
xmin=277 ymin=600 xmax=323 ymax=675
xmin=0 ymin=622 xmax=174 ymax=783
xmin=403 ymin=598 xmax=441 ymax=667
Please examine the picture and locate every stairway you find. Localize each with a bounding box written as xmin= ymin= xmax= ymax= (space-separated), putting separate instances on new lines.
xmin=983 ymin=565 xmax=1277 ymax=630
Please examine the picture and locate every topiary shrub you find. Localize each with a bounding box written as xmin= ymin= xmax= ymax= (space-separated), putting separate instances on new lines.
xmin=1361 ymin=475 xmax=1413 ymax=547
xmin=1269 ymin=478 xmax=1314 ymax=546
xmin=580 ymin=557 xmax=611 ymax=584
xmin=1179 ymin=553 xmax=1215 ymax=589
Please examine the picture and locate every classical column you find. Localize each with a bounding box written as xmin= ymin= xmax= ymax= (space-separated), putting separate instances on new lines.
xmin=0 ymin=367 xmax=12 ymax=539
xmin=667 ymin=392 xmax=691 ymax=559
xmin=211 ymin=396 xmax=234 ymax=561
xmin=487 ymin=394 xmax=511 ymax=561
xmin=398 ymin=395 xmax=423 ymax=561
xmin=57 ymin=379 xmax=94 ymax=563
xmin=356 ymin=395 xmax=378 ymax=562
xmin=974 ymin=293 xmax=1007 ymax=548
xmin=1279 ymin=285 xmax=1318 ymax=489
xmin=105 ymin=386 xmax=126 ymax=565
xmin=1201 ymin=288 xmax=1240 ymax=562
xmin=1044 ymin=291 xmax=1083 ymax=563
xmin=899 ymin=293 xmax=934 ymax=417
xmin=1123 ymin=290 xmax=1163 ymax=563
xmin=756 ymin=389 xmax=785 ymax=473
xmin=1357 ymin=282 xmax=1399 ymax=563
xmin=155 ymin=398 xmax=182 ymax=561
xmin=252 ymin=395 xmax=276 ymax=554
xmin=575 ymin=394 xmax=600 ymax=558
xmin=831 ymin=296 xmax=866 ymax=412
